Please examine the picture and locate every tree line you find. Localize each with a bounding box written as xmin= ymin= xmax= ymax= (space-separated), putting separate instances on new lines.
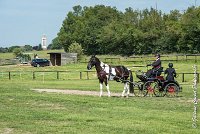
xmin=51 ymin=5 xmax=200 ymax=56
xmin=0 ymin=44 xmax=45 ymax=53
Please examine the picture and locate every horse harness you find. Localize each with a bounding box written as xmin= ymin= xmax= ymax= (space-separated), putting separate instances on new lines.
xmin=100 ymin=62 xmax=128 ymax=81
xmin=98 ymin=63 xmax=112 ymax=79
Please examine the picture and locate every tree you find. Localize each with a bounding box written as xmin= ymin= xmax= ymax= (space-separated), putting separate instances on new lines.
xmin=13 ymin=48 xmax=23 ymax=57
xmin=179 ymin=6 xmax=200 ymax=53
xmin=53 ymin=5 xmax=200 ymax=55
xmin=56 ymin=5 xmax=121 ymax=55
xmin=8 ymin=46 xmax=20 ymax=52
xmin=49 ymin=37 xmax=63 ymax=49
xmin=0 ymin=47 xmax=9 ymax=53
xmin=24 ymin=45 xmax=33 ymax=51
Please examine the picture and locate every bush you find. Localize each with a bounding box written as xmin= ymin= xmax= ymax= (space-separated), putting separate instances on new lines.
xmin=68 ymin=42 xmax=83 ymax=60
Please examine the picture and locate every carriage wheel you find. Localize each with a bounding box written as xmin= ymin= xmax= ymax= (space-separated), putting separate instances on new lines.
xmin=164 ymin=83 xmax=179 ymax=97
xmin=154 ymin=82 xmax=165 ymax=97
xmin=134 ymin=81 xmax=144 ymax=97
xmin=143 ymin=81 xmax=159 ymax=97
xmin=154 ymin=88 xmax=165 ymax=97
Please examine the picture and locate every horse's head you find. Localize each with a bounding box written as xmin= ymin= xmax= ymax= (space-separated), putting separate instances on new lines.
xmin=87 ymin=55 xmax=99 ymax=70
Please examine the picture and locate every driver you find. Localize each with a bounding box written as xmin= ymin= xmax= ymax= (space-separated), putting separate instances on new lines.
xmin=146 ymin=54 xmax=162 ymax=78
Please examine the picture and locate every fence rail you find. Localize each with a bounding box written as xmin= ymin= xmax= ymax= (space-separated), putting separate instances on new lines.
xmin=81 ymin=54 xmax=200 ymax=63
xmin=0 ymin=71 xmax=198 ymax=83
xmin=0 ymin=71 xmax=96 ymax=80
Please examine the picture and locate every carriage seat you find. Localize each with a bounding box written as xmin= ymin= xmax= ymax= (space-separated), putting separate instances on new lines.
xmin=156 ymin=76 xmax=165 ymax=81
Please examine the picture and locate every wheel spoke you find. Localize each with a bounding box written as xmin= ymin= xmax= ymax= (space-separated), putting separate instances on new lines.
xmin=134 ymin=82 xmax=144 ymax=97
xmin=165 ymin=83 xmax=179 ymax=97
xmin=143 ymin=81 xmax=158 ymax=97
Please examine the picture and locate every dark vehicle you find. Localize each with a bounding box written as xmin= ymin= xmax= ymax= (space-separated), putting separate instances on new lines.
xmin=31 ymin=58 xmax=50 ymax=67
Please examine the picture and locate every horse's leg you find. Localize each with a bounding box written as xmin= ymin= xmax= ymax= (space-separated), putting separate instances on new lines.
xmin=122 ymin=82 xmax=129 ymax=97
xmin=126 ymin=82 xmax=130 ymax=97
xmin=99 ymin=80 xmax=103 ymax=97
xmin=105 ymin=79 xmax=111 ymax=97
xmin=122 ymin=82 xmax=126 ymax=97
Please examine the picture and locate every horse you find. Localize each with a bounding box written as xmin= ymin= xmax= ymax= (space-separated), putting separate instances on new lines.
xmin=87 ymin=55 xmax=134 ymax=97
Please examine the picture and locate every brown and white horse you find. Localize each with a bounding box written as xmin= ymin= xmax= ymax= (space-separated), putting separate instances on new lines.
xmin=87 ymin=55 xmax=134 ymax=97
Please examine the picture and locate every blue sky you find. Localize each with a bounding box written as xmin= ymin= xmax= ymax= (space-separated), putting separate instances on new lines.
xmin=0 ymin=0 xmax=199 ymax=47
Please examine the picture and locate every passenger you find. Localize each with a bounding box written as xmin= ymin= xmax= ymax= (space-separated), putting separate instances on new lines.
xmin=146 ymin=54 xmax=162 ymax=78
xmin=164 ymin=63 xmax=176 ymax=81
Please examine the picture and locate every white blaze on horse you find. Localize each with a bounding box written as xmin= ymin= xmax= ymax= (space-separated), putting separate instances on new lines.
xmin=87 ymin=55 xmax=134 ymax=97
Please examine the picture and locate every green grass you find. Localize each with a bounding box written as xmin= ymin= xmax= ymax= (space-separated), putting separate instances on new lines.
xmin=0 ymin=49 xmax=65 ymax=60
xmin=0 ymin=61 xmax=198 ymax=85
xmin=0 ymin=80 xmax=199 ymax=134
xmin=0 ymin=54 xmax=200 ymax=133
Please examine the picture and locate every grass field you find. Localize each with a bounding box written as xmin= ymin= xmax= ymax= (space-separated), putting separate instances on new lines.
xmin=0 ymin=79 xmax=199 ymax=134
xmin=0 ymin=61 xmax=198 ymax=84
xmin=0 ymin=49 xmax=65 ymax=60
xmin=0 ymin=53 xmax=199 ymax=133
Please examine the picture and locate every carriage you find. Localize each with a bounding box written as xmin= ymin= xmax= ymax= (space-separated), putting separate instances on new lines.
xmin=133 ymin=69 xmax=182 ymax=97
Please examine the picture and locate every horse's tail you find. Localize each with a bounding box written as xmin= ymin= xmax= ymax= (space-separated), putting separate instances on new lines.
xmin=129 ymin=70 xmax=134 ymax=93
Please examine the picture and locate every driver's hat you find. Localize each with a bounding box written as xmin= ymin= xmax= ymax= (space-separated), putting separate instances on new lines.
xmin=155 ymin=54 xmax=160 ymax=58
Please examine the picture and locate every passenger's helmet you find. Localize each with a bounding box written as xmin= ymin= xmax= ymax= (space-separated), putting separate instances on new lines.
xmin=168 ymin=63 xmax=173 ymax=68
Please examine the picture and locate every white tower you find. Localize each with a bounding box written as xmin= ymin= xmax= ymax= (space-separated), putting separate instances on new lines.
xmin=41 ymin=34 xmax=47 ymax=50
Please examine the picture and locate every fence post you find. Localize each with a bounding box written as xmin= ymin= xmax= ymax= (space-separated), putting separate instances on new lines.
xmin=9 ymin=72 xmax=11 ymax=80
xmin=80 ymin=72 xmax=82 ymax=79
xmin=57 ymin=71 xmax=59 ymax=79
xmin=33 ymin=71 xmax=35 ymax=80
xmin=182 ymin=73 xmax=184 ymax=82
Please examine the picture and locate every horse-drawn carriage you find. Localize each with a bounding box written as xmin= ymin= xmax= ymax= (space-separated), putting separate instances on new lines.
xmin=87 ymin=55 xmax=181 ymax=97
xmin=134 ymin=69 xmax=181 ymax=97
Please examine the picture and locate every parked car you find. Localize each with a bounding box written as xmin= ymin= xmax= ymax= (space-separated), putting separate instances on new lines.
xmin=31 ymin=58 xmax=50 ymax=67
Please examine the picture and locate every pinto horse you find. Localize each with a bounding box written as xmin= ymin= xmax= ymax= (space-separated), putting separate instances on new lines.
xmin=87 ymin=55 xmax=134 ymax=97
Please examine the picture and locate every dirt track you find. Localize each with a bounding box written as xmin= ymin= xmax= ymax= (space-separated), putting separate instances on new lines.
xmin=32 ymin=89 xmax=124 ymax=97
xmin=31 ymin=89 xmax=198 ymax=102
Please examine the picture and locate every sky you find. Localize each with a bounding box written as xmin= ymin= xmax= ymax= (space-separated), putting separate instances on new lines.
xmin=0 ymin=0 xmax=199 ymax=48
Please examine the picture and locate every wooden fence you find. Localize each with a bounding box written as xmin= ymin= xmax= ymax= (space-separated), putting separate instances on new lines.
xmin=81 ymin=54 xmax=200 ymax=63
xmin=0 ymin=71 xmax=95 ymax=80
xmin=0 ymin=71 xmax=198 ymax=83
xmin=129 ymin=54 xmax=200 ymax=63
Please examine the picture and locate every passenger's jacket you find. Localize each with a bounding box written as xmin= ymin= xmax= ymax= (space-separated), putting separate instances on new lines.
xmin=164 ymin=68 xmax=176 ymax=81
